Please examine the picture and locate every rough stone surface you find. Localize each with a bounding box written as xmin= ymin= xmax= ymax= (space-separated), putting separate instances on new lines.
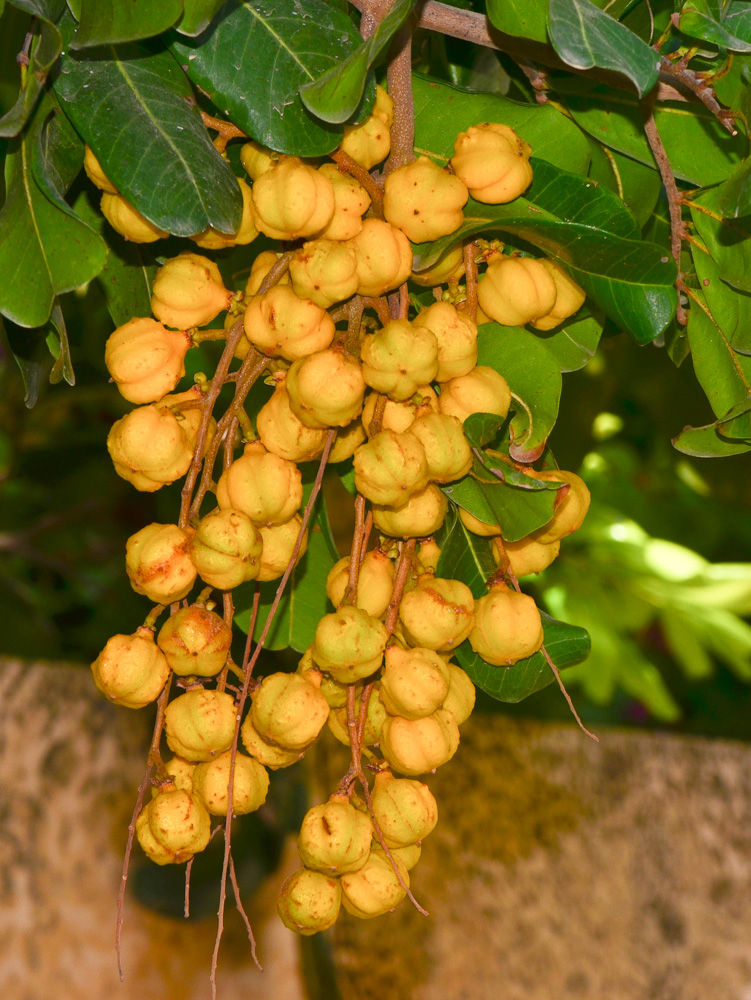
xmin=2 ymin=659 xmax=751 ymax=1000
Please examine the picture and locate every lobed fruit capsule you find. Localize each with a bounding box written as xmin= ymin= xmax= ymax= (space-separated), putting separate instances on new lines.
xmin=348 ymin=219 xmax=412 ymax=297
xmin=354 ymin=429 xmax=429 ymax=507
xmin=157 ymin=604 xmax=233 ymax=677
xmin=164 ymin=689 xmax=237 ymax=762
xmin=329 ymin=418 xmax=367 ymax=463
xmin=107 ymin=400 xmax=194 ymax=493
xmin=257 ymin=515 xmax=308 ymax=581
xmin=251 ymin=671 xmax=330 ymax=751
xmin=327 ymin=685 xmax=388 ymax=747
xmin=458 ymin=508 xmax=500 ymax=537
xmin=371 ymin=840 xmax=421 ymax=871
xmin=243 ymin=285 xmax=336 ymax=361
xmin=384 ymin=156 xmax=468 ymax=243
xmin=240 ymin=140 xmax=280 ymax=180
xmin=527 ymin=469 xmax=591 ymax=543
xmin=100 ymin=192 xmax=168 ymax=242
xmin=450 ymin=122 xmax=533 ymax=204
xmin=125 ymin=523 xmax=197 ymax=604
xmin=380 ymin=709 xmax=460 ymax=776
xmin=493 ymin=534 xmax=561 ymax=577
xmin=442 ymin=663 xmax=476 ymax=725
xmin=325 ymin=549 xmax=395 ymax=619
xmin=298 ymin=795 xmax=374 ymax=874
xmin=414 ymin=302 xmax=478 ymax=382
xmin=105 ymin=318 xmax=191 ymax=405
xmin=370 ymin=771 xmax=438 ymax=847
xmin=398 ymin=576 xmax=475 ymax=650
xmin=530 ymin=259 xmax=586 ymax=330
xmin=192 ymin=751 xmax=269 ymax=816
xmin=244 ymin=250 xmax=291 ymax=297
xmin=240 ymin=715 xmax=307 ymax=769
xmin=438 ymin=366 xmax=511 ymax=424
xmin=312 ymin=605 xmax=388 ymax=683
xmin=251 ymin=157 xmax=335 ymax=240
xmin=84 ymin=146 xmax=117 ymax=194
xmin=137 ymin=788 xmax=211 ymax=865
xmin=191 ymin=177 xmax=258 ymax=249
xmin=340 ymin=852 xmax=409 ymax=919
xmin=477 ymin=255 xmax=557 ymax=328
xmin=151 ymin=757 xmax=196 ymax=796
xmin=372 ymin=484 xmax=448 ymax=539
xmin=91 ymin=626 xmax=170 ymax=709
xmin=380 ymin=645 xmax=451 ymax=720
xmin=408 ymin=412 xmax=473 ymax=483
xmin=216 ymin=441 xmax=303 ymax=526
xmin=360 ymin=320 xmax=439 ymax=402
xmin=256 ymin=383 xmax=328 ymax=463
xmin=151 ymin=253 xmax=232 ymax=330
xmin=286 ymin=349 xmax=365 ymax=429
xmin=469 ymin=582 xmax=544 ymax=665
xmin=189 ymin=507 xmax=263 ymax=591
xmin=339 ymin=84 xmax=394 ymax=169
xmin=278 ymin=868 xmax=341 ymax=935
xmin=317 ymin=164 xmax=371 ymax=240
xmin=289 ymin=239 xmax=359 ymax=308
xmin=361 ymin=386 xmax=439 ymax=436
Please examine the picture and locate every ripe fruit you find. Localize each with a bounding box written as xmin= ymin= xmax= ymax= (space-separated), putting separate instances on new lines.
xmin=340 ymin=852 xmax=409 ymax=919
xmin=360 ymin=320 xmax=439 ymax=401
xmin=251 ymin=157 xmax=335 ymax=240
xmin=152 ymin=756 xmax=196 ymax=796
xmin=312 ymin=605 xmax=388 ymax=683
xmin=257 ymin=515 xmax=308 ymax=582
xmin=317 ymin=164 xmax=371 ymax=240
xmin=380 ymin=709 xmax=460 ymax=775
xmin=398 ymin=576 xmax=475 ymax=650
xmin=256 ymin=383 xmax=328 ymax=463
xmin=242 ymin=285 xmax=336 ymax=361
xmin=240 ymin=716 xmax=307 ymax=769
xmin=372 ymin=484 xmax=448 ymax=539
xmin=286 ymin=349 xmax=365 ymax=428
xmin=84 ymin=146 xmax=117 ymax=194
xmin=380 ymin=645 xmax=451 ymax=720
xmin=107 ymin=400 xmax=194 ymax=492
xmin=216 ymin=441 xmax=303 ymax=526
xmin=442 ymin=663 xmax=476 ymax=725
xmin=278 ymin=868 xmax=341 ymax=935
xmin=530 ymin=259 xmax=587 ymax=330
xmin=91 ymin=627 xmax=170 ymax=708
xmin=327 ymin=686 xmax=387 ymax=746
xmin=410 ymin=243 xmax=465 ymax=286
xmin=477 ymin=255 xmax=557 ymax=327
xmin=297 ymin=795 xmax=373 ymax=874
xmin=354 ymin=429 xmax=429 ymax=507
xmin=469 ymin=582 xmax=544 ymax=665
xmin=192 ymin=751 xmax=269 ymax=816
xmin=245 ymin=250 xmax=291 ymax=296
xmin=105 ymin=317 xmax=190 ymax=404
xmin=450 ymin=122 xmax=533 ymax=203
xmin=361 ymin=385 xmax=439 ymax=436
xmin=494 ymin=535 xmax=561 ymax=577
xmin=240 ymin=140 xmax=279 ymax=180
xmin=164 ymin=689 xmax=237 ymax=761
xmin=137 ymin=788 xmax=211 ymax=865
xmin=408 ymin=412 xmax=473 ymax=483
xmin=437 ymin=366 xmax=511 ymax=423
xmin=151 ymin=253 xmax=232 ymax=329
xmin=339 ymin=84 xmax=394 ymax=169
xmin=289 ymin=239 xmax=359 ymax=308
xmin=189 ymin=507 xmax=263 ymax=590
xmin=527 ymin=469 xmax=591 ymax=543
xmin=191 ymin=177 xmax=258 ymax=249
xmin=156 ymin=604 xmax=233 ymax=677
xmin=414 ymin=302 xmax=478 ymax=382
xmin=383 ymin=156 xmax=468 ymax=243
xmin=325 ymin=549 xmax=395 ymax=618
xmin=251 ymin=671 xmax=330 ymax=750
xmin=100 ymin=192 xmax=168 ymax=242
xmin=348 ymin=219 xmax=413 ymax=296
xmin=125 ymin=523 xmax=197 ymax=604
xmin=370 ymin=771 xmax=438 ymax=847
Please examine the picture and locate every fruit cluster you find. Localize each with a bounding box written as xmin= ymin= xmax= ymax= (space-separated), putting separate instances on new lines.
xmin=89 ymin=86 xmax=590 ymax=935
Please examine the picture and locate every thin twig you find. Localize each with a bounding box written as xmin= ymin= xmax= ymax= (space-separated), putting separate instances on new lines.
xmin=659 ymin=57 xmax=738 ymax=135
xmin=184 ymin=858 xmax=193 ymax=919
xmin=463 ymin=243 xmax=478 ymax=323
xmin=229 ymin=853 xmax=261 ymax=969
xmin=540 ymin=643 xmax=599 ymax=743
xmin=331 ymin=150 xmax=384 ymax=215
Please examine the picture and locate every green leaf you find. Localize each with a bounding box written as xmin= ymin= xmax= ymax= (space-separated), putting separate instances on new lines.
xmin=586 ymin=138 xmax=661 ymax=227
xmin=73 ymin=188 xmax=158 ymax=325
xmin=565 ymin=89 xmax=746 ymax=186
xmin=0 ymin=20 xmax=62 ymax=138
xmin=54 ymin=20 xmax=242 ymax=236
xmin=485 ymin=0 xmax=548 ymax=42
xmin=534 ymin=313 xmax=603 ymax=372
xmin=47 ymin=299 xmax=75 ymax=385
xmin=0 ymin=95 xmax=106 ymax=327
xmin=71 ymin=0 xmax=183 ymax=48
xmin=548 ymin=0 xmax=660 ymax=97
xmin=300 ymin=0 xmax=415 ymax=124
xmin=436 ymin=511 xmax=497 ymax=599
xmin=679 ymin=0 xmax=751 ymax=52
xmin=455 ymin=612 xmax=591 ymax=703
xmin=0 ymin=314 xmax=48 ymax=407
xmin=477 ymin=323 xmax=562 ymax=462
xmin=689 ymin=186 xmax=751 ymax=292
xmin=412 ymin=74 xmax=591 ymax=176
xmin=717 ymin=395 xmax=751 ymax=440
xmin=413 ymin=193 xmax=676 ymax=345
xmin=235 ymin=505 xmax=336 ymax=652
xmin=672 ymin=421 xmax=751 ymax=457
xmin=443 ymin=469 xmax=558 ymax=543
xmin=461 ymin=412 xmax=505 ymax=450
xmin=172 ymin=0 xmax=365 ymax=157
xmin=6 ymin=0 xmax=66 ymax=19
xmin=176 ymin=0 xmax=228 ymax=36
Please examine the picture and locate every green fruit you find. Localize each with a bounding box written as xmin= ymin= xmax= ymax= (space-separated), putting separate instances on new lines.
xmin=340 ymin=852 xmax=409 ymax=919
xmin=370 ymin=771 xmax=438 ymax=847
xmin=278 ymin=868 xmax=341 ymax=936
xmin=297 ymin=795 xmax=374 ymax=874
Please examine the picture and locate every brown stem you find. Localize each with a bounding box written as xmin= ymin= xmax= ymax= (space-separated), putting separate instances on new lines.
xmin=116 ymin=677 xmax=172 ymax=978
xmin=366 ymin=393 xmax=387 ymax=437
xmin=351 ymin=0 xmax=499 ymax=51
xmin=463 ymin=243 xmax=479 ymax=323
xmin=513 ymin=57 xmax=550 ymax=104
xmin=331 ymin=150 xmax=385 ymax=216
xmin=384 ymin=20 xmax=416 ymax=174
xmin=540 ymin=642 xmax=599 ymax=743
xmin=360 ymin=295 xmax=393 ymax=326
xmin=384 ymin=538 xmax=416 ymax=635
xmin=257 ymin=252 xmax=294 ymax=296
xmin=642 ymin=103 xmax=688 ymax=325
xmin=184 ymin=858 xmax=193 ymax=919
xmin=229 ymin=853 xmax=261 ymax=969
xmin=659 ymin=57 xmax=738 ymax=135
xmin=343 ymin=494 xmax=368 ymax=607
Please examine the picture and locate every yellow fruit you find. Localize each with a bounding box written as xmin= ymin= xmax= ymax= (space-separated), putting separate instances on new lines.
xmin=354 ymin=429 xmax=429 ymax=507
xmin=340 ymin=853 xmax=409 ymax=919
xmin=244 ymin=250 xmax=291 ymax=297
xmin=191 ymin=177 xmax=258 ymax=249
xmin=410 ymin=243 xmax=465 ymax=286
xmin=348 ymin=218 xmax=413 ymax=296
xmin=384 ymin=156 xmax=468 ymax=243
xmin=437 ymin=366 xmax=511 ymax=423
xmin=458 ymin=507 xmax=500 ymax=537
xmin=493 ymin=535 xmax=561 ymax=576
xmin=370 ymin=771 xmax=438 ymax=847
xmin=398 ymin=576 xmax=475 ymax=651
xmin=372 ymin=484 xmax=448 ymax=539
xmin=151 ymin=757 xmax=195 ymax=797
xmin=125 ymin=523 xmax=197 ymax=604
xmin=137 ymin=789 xmax=211 ymax=864
xmin=100 ymin=192 xmax=168 ymax=242
xmin=240 ymin=715 xmax=307 ymax=769
xmin=325 ymin=549 xmax=395 ymax=618
xmin=286 ymin=349 xmax=365 ymax=428
xmin=339 ymin=84 xmax=394 ymax=169
xmin=361 ymin=386 xmax=439 ymax=436
xmin=289 ymin=239 xmax=359 ymax=309
xmin=414 ymin=302 xmax=478 ymax=382
xmin=327 ymin=685 xmax=387 ymax=746
xmin=297 ymin=795 xmax=373 ymax=874
xmin=251 ymin=671 xmax=329 ymax=750
xmin=329 ymin=418 xmax=367 ymax=463
xmin=242 ymin=284 xmax=335 ymax=361
xmin=91 ymin=626 xmax=170 ymax=709
xmin=164 ymin=689 xmax=237 ymax=761
xmin=469 ymin=582 xmax=544 ymax=665
xmin=251 ymin=156 xmax=335 ymax=240
xmin=442 ymin=662 xmax=476 ymax=725
xmin=257 ymin=515 xmax=308 ymax=582
xmin=380 ymin=645 xmax=451 ymax=720
xmin=216 ymin=441 xmax=303 ymax=526
xmin=380 ymin=709 xmax=460 ymax=776
xmin=256 ymin=383 xmax=328 ymax=462
xmin=360 ymin=320 xmax=438 ymax=401
xmin=527 ymin=469 xmax=591 ymax=543
xmin=107 ymin=401 xmax=194 ymax=492
xmin=189 ymin=507 xmax=264 ymax=590
xmin=450 ymin=122 xmax=533 ymax=203
xmin=408 ymin=412 xmax=473 ymax=483
xmin=192 ymin=751 xmax=269 ymax=816
xmin=317 ymin=164 xmax=371 ymax=240
xmin=531 ymin=259 xmax=587 ymax=330
xmin=312 ymin=605 xmax=388 ymax=684
xmin=84 ymin=146 xmax=117 ymax=194
xmin=240 ymin=140 xmax=280 ymax=180
xmin=156 ymin=604 xmax=233 ymax=677
xmin=477 ymin=255 xmax=557 ymax=327
xmin=151 ymin=253 xmax=232 ymax=329
xmin=278 ymin=868 xmax=341 ymax=935
xmin=105 ymin=317 xmax=190 ymax=405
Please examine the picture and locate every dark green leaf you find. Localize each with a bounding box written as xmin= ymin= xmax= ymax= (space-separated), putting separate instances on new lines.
xmin=300 ymin=0 xmax=414 ymax=124
xmin=534 ymin=313 xmax=603 ymax=372
xmin=443 ymin=469 xmax=558 ymax=543
xmin=436 ymin=512 xmax=497 ymax=598
xmin=0 ymin=95 xmax=106 ymax=327
xmin=172 ymin=0 xmax=365 ymax=156
xmin=689 ymin=186 xmax=751 ymax=292
xmin=6 ymin=0 xmax=66 ymax=19
xmin=73 ymin=188 xmax=158 ymax=325
xmin=34 ymin=95 xmax=85 ymax=193
xmin=566 ymin=89 xmax=746 ymax=186
xmin=717 ymin=395 xmax=751 ymax=439
xmin=455 ymin=612 xmax=591 ymax=703
xmin=54 ymin=22 xmax=242 ymax=236
xmin=176 ymin=0 xmax=228 ymax=36
xmin=477 ymin=323 xmax=562 ymax=461
xmin=71 ymin=0 xmax=184 ymax=48
xmin=462 ymin=412 xmax=505 ymax=450
xmin=548 ymin=0 xmax=660 ymax=97
xmin=413 ymin=195 xmax=676 ymax=346
xmin=586 ymin=137 xmax=661 ymax=227
xmin=1 ymin=315 xmax=48 ymax=407
xmin=672 ymin=421 xmax=751 ymax=456
xmin=485 ymin=0 xmax=548 ymax=41
xmin=0 ymin=20 xmax=62 ymax=138
xmin=412 ymin=74 xmax=591 ymax=176
xmin=47 ymin=299 xmax=75 ymax=385
xmin=679 ymin=0 xmax=751 ymax=51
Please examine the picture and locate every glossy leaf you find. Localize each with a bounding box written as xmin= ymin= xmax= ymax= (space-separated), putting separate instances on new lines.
xmin=672 ymin=421 xmax=751 ymax=457
xmin=300 ymin=0 xmax=414 ymax=124
xmin=71 ymin=0 xmax=184 ymax=48
xmin=486 ymin=0 xmax=548 ymax=42
xmin=0 ymin=20 xmax=62 ymax=137
xmin=172 ymin=0 xmax=365 ymax=156
xmin=6 ymin=0 xmax=66 ymax=18
xmin=548 ymin=0 xmax=660 ymax=97
xmin=54 ymin=22 xmax=242 ymax=236
xmin=586 ymin=138 xmax=661 ymax=227
xmin=566 ymin=89 xmax=745 ymax=186
xmin=477 ymin=323 xmax=562 ymax=461
xmin=534 ymin=314 xmax=603 ymax=372
xmin=455 ymin=612 xmax=591 ymax=703
xmin=177 ymin=0 xmax=228 ymax=36
xmin=0 ymin=96 xmax=106 ymax=327
xmin=412 ymin=74 xmax=591 ymax=176
xmin=436 ymin=513 xmax=497 ymax=599
xmin=717 ymin=396 xmax=751 ymax=440
xmin=679 ymin=0 xmax=751 ymax=51
xmin=461 ymin=412 xmax=505 ymax=450
xmin=689 ymin=186 xmax=751 ymax=292
xmin=443 ymin=467 xmax=557 ymax=543
xmin=413 ymin=193 xmax=676 ymax=346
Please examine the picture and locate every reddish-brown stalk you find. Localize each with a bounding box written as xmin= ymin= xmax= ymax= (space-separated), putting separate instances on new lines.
xmin=463 ymin=242 xmax=479 ymax=323
xmin=331 ymin=150 xmax=385 ymax=215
